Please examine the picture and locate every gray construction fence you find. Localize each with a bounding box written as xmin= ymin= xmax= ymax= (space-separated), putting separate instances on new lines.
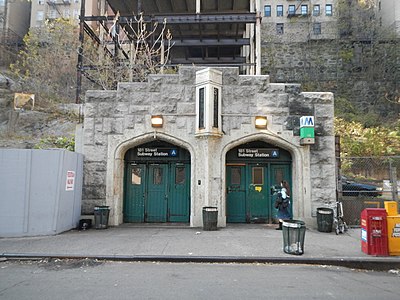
xmin=0 ymin=149 xmax=83 ymax=237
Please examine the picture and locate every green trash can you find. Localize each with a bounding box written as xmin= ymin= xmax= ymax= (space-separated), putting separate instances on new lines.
xmin=317 ymin=207 xmax=334 ymax=232
xmin=202 ymin=207 xmax=218 ymax=231
xmin=94 ymin=206 xmax=110 ymax=229
xmin=282 ymin=220 xmax=306 ymax=255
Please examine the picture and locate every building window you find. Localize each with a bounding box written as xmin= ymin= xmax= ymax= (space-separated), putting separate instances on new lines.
xmin=313 ymin=23 xmax=321 ymax=35
xmin=0 ymin=0 xmax=4 ymax=6
xmin=38 ymin=0 xmax=44 ymax=5
xmin=231 ymin=167 xmax=241 ymax=185
xmin=131 ymin=167 xmax=142 ymax=185
xmin=73 ymin=9 xmax=80 ymax=19
xmin=301 ymin=5 xmax=308 ymax=16
xmin=264 ymin=5 xmax=271 ymax=17
xmin=48 ymin=9 xmax=57 ymax=19
xmin=175 ymin=167 xmax=185 ymax=185
xmin=252 ymin=167 xmax=264 ymax=185
xmin=288 ymin=5 xmax=295 ymax=16
xmin=153 ymin=167 xmax=163 ymax=185
xmin=74 ymin=0 xmax=79 ymax=3
xmin=36 ymin=11 xmax=44 ymax=21
xmin=276 ymin=23 xmax=284 ymax=34
xmin=198 ymin=87 xmax=205 ymax=129
xmin=63 ymin=9 xmax=70 ymax=18
xmin=277 ymin=5 xmax=283 ymax=17
xmin=326 ymin=4 xmax=332 ymax=16
xmin=213 ymin=87 xmax=219 ymax=128
xmin=313 ymin=5 xmax=320 ymax=16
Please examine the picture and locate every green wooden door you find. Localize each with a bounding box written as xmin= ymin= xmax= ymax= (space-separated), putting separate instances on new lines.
xmin=146 ymin=164 xmax=168 ymax=222
xmin=270 ymin=164 xmax=291 ymax=221
xmin=124 ymin=163 xmax=190 ymax=223
xmin=124 ymin=164 xmax=146 ymax=222
xmin=247 ymin=165 xmax=269 ymax=222
xmin=168 ymin=163 xmax=190 ymax=222
xmin=226 ymin=165 xmax=246 ymax=222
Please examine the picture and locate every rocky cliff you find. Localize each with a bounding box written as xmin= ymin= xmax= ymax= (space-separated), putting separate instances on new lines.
xmin=0 ymin=73 xmax=79 ymax=149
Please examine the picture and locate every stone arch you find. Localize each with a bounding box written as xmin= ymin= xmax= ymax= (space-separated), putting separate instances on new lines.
xmin=106 ymin=132 xmax=196 ymax=225
xmin=220 ymin=132 xmax=308 ymax=222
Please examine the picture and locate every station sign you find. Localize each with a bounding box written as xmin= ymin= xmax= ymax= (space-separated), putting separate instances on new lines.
xmin=136 ymin=147 xmax=178 ymax=157
xmin=237 ymin=148 xmax=280 ymax=158
xmin=300 ymin=116 xmax=315 ymax=128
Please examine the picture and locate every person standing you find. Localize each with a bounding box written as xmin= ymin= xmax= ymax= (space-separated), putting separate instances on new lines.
xmin=275 ymin=180 xmax=291 ymax=230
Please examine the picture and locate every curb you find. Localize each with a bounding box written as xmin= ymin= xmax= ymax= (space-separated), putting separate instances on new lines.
xmin=2 ymin=253 xmax=400 ymax=271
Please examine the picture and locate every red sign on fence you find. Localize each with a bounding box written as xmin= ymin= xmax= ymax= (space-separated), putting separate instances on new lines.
xmin=65 ymin=171 xmax=75 ymax=191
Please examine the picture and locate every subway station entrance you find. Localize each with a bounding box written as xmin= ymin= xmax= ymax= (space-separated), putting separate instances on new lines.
xmin=226 ymin=141 xmax=292 ymax=223
xmin=123 ymin=141 xmax=191 ymax=223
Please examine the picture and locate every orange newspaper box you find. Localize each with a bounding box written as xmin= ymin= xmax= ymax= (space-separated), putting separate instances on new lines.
xmin=361 ymin=208 xmax=388 ymax=256
xmin=384 ymin=201 xmax=400 ymax=256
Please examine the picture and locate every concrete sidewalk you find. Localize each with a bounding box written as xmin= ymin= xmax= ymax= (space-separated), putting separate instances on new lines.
xmin=1 ymin=224 xmax=400 ymax=270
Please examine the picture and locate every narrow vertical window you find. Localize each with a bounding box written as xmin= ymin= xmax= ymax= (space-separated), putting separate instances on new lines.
xmin=313 ymin=5 xmax=320 ymax=16
xmin=288 ymin=5 xmax=295 ymax=16
xmin=213 ymin=87 xmax=219 ymax=128
xmin=326 ymin=4 xmax=332 ymax=16
xmin=153 ymin=168 xmax=163 ymax=185
xmin=231 ymin=167 xmax=241 ymax=185
xmin=274 ymin=169 xmax=284 ymax=186
xmin=131 ymin=167 xmax=142 ymax=185
xmin=301 ymin=5 xmax=308 ymax=15
xmin=264 ymin=5 xmax=271 ymax=17
xmin=252 ymin=167 xmax=264 ymax=185
xmin=276 ymin=23 xmax=284 ymax=35
xmin=277 ymin=5 xmax=283 ymax=17
xmin=175 ymin=167 xmax=185 ymax=185
xmin=199 ymin=87 xmax=205 ymax=129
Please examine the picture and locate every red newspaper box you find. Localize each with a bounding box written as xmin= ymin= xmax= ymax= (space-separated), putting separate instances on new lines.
xmin=361 ymin=208 xmax=388 ymax=256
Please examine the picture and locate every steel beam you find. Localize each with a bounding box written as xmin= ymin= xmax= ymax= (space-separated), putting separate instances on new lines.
xmin=171 ymin=38 xmax=250 ymax=46
xmin=83 ymin=13 xmax=257 ymax=24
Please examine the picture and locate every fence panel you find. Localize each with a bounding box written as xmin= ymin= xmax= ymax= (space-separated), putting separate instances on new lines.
xmin=337 ymin=156 xmax=400 ymax=226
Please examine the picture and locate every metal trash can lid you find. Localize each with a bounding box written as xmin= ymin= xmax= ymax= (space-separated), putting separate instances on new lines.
xmin=283 ymin=220 xmax=305 ymax=228
xmin=317 ymin=207 xmax=333 ymax=214
xmin=203 ymin=206 xmax=218 ymax=211
xmin=94 ymin=206 xmax=110 ymax=210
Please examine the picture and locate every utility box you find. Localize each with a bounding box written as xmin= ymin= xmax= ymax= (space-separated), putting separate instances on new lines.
xmin=361 ymin=208 xmax=388 ymax=256
xmin=384 ymin=201 xmax=400 ymax=256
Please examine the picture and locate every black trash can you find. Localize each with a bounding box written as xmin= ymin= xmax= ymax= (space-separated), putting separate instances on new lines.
xmin=316 ymin=207 xmax=334 ymax=232
xmin=282 ymin=220 xmax=306 ymax=255
xmin=94 ymin=206 xmax=110 ymax=229
xmin=202 ymin=206 xmax=218 ymax=231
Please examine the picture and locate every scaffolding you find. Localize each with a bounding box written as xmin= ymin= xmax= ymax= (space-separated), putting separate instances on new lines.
xmin=76 ymin=0 xmax=259 ymax=103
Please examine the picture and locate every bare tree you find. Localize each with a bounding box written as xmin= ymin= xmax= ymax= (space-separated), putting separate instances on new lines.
xmin=82 ymin=12 xmax=173 ymax=90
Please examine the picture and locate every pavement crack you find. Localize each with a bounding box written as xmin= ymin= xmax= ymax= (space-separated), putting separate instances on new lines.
xmin=0 ymin=280 xmax=29 ymax=295
xmin=161 ymin=242 xmax=169 ymax=255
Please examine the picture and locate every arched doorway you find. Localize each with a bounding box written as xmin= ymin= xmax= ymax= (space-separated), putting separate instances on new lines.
xmin=123 ymin=140 xmax=191 ymax=223
xmin=225 ymin=141 xmax=292 ymax=223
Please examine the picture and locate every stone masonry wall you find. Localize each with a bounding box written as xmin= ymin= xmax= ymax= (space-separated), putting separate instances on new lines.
xmin=82 ymin=67 xmax=335 ymax=226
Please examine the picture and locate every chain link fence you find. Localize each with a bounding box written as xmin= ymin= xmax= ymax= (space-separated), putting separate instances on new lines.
xmin=337 ymin=156 xmax=400 ymax=226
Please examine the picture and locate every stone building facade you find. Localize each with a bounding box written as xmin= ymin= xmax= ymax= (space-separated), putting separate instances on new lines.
xmin=81 ymin=66 xmax=335 ymax=228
